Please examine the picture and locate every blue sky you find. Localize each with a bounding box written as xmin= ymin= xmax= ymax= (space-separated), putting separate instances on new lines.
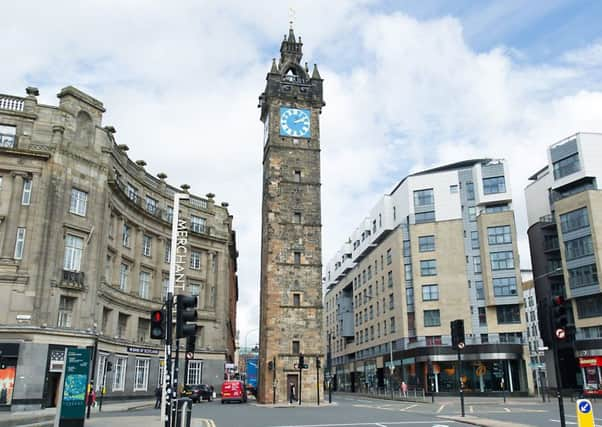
xmin=2 ymin=0 xmax=602 ymax=344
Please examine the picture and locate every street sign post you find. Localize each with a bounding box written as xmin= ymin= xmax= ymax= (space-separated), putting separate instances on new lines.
xmin=54 ymin=348 xmax=90 ymax=427
xmin=576 ymin=399 xmax=594 ymax=427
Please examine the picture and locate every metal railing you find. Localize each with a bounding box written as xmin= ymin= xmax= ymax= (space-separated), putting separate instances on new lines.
xmin=356 ymin=384 xmax=427 ymax=402
xmin=62 ymin=270 xmax=85 ymax=288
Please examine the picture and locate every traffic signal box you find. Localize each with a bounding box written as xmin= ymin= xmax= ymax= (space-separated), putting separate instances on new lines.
xmin=150 ymin=309 xmax=165 ymax=340
xmin=186 ymin=335 xmax=196 ymax=353
xmin=451 ymin=319 xmax=465 ymax=349
xmin=176 ymin=294 xmax=198 ymax=339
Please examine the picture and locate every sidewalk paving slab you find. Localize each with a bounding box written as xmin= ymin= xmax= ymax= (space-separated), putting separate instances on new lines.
xmin=439 ymin=414 xmax=533 ymax=427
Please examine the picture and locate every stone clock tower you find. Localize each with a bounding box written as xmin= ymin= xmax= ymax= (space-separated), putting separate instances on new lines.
xmin=257 ymin=25 xmax=325 ymax=404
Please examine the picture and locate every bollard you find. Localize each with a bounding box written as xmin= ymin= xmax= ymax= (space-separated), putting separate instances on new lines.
xmin=175 ymin=397 xmax=192 ymax=427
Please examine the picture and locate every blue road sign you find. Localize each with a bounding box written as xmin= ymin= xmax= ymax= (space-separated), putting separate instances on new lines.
xmin=579 ymin=400 xmax=591 ymax=414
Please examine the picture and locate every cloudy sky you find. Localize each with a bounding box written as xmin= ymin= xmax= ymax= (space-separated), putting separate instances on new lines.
xmin=4 ymin=0 xmax=602 ymax=348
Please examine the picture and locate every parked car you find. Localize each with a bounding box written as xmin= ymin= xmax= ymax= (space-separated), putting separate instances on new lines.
xmin=221 ymin=380 xmax=247 ymax=404
xmin=183 ymin=384 xmax=212 ymax=403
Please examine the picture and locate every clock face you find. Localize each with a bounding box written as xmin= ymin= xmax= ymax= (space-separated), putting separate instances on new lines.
xmin=280 ymin=107 xmax=311 ymax=138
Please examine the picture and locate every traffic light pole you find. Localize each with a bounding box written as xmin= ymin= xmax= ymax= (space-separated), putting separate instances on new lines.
xmin=327 ymin=333 xmax=332 ymax=404
xmin=458 ymin=348 xmax=465 ymax=417
xmin=299 ymin=360 xmax=303 ymax=406
xmin=316 ymin=357 xmax=320 ymax=406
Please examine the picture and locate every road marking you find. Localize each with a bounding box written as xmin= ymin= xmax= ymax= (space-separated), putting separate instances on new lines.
xmin=375 ymin=424 xmax=387 ymax=427
xmin=549 ymin=420 xmax=577 ymax=425
xmin=436 ymin=404 xmax=446 ymax=414
xmin=469 ymin=406 xmax=474 ymax=413
xmin=503 ymin=407 xmax=511 ymax=412
xmin=269 ymin=422 xmax=458 ymax=427
xmin=399 ymin=404 xmax=418 ymax=411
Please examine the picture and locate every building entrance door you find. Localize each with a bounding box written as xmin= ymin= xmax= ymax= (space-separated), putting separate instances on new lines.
xmin=286 ymin=374 xmax=298 ymax=403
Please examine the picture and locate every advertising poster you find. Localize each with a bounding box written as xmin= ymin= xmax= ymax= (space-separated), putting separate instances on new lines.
xmin=0 ymin=366 xmax=16 ymax=405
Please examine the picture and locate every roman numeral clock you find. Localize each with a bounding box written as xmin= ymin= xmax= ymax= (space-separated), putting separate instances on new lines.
xmin=257 ymin=25 xmax=325 ymax=405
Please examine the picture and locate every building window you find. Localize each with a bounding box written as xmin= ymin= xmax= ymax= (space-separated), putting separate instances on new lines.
xmin=493 ymin=277 xmax=518 ymax=297
xmin=471 ymin=231 xmax=480 ymax=249
xmin=164 ymin=239 xmax=171 ymax=263
xmin=162 ymin=276 xmax=169 ymax=299
xmin=560 ymin=207 xmax=589 ymax=233
xmin=21 ymin=178 xmax=32 ymax=205
xmin=210 ymin=286 xmax=215 ymax=306
xmin=420 ymin=259 xmax=437 ymax=276
xmin=126 ymin=183 xmax=138 ymax=202
xmin=485 ymin=204 xmax=509 ymax=213
xmin=190 ymin=215 xmax=206 ymax=234
xmin=388 ymin=293 xmax=394 ymax=310
xmin=483 ymin=176 xmax=506 ymax=194
xmin=576 ymin=294 xmax=602 ymax=319
xmin=490 ymin=251 xmax=514 ymax=270
xmin=496 ymin=305 xmax=521 ymax=324
xmin=419 ymin=235 xmax=435 ymax=252
xmin=466 ymin=182 xmax=475 ymax=200
xmin=134 ymin=358 xmax=150 ymax=391
xmin=122 ymin=223 xmax=130 ymax=247
xmin=473 ymin=256 xmax=482 ymax=274
xmin=14 ymin=227 xmax=26 ymax=259
xmin=553 ymin=152 xmax=580 ymax=179
xmin=414 ymin=188 xmax=434 ymax=207
xmin=113 ymin=356 xmax=127 ymax=391
xmin=292 ymin=340 xmax=300 ymax=354
xmin=386 ymin=248 xmax=392 ymax=265
xmin=481 ymin=334 xmax=489 ymax=343
xmin=478 ymin=307 xmax=487 ymax=326
xmin=118 ymin=313 xmax=129 ymax=338
xmin=137 ymin=318 xmax=149 ymax=342
xmin=487 ymin=225 xmax=512 ymax=245
xmin=405 ymin=287 xmax=414 ymax=306
xmin=190 ymin=282 xmax=200 ymax=296
xmin=119 ymin=263 xmax=129 ymax=291
xmin=424 ymin=309 xmax=441 ymax=327
xmin=387 ymin=271 xmax=393 ymax=288
xmin=499 ymin=332 xmax=522 ymax=343
xmin=293 ymin=293 xmax=301 ymax=306
xmin=422 ymin=284 xmax=439 ymax=301
xmin=293 ymin=170 xmax=301 ymax=182
xmin=294 ymin=252 xmax=301 ymax=265
xmin=404 ymin=264 xmax=412 ymax=281
xmin=166 ymin=206 xmax=174 ymax=223
xmin=568 ymin=264 xmax=598 ymax=289
xmin=58 ymin=296 xmax=75 ymax=327
xmin=139 ymin=271 xmax=151 ymax=299
xmin=70 ymin=188 xmax=88 ymax=216
xmin=190 ymin=250 xmax=201 ymax=270
xmin=187 ymin=360 xmax=203 ymax=385
xmin=415 ymin=211 xmax=435 ymax=224
xmin=293 ymin=212 xmax=302 ymax=224
xmin=565 ymin=234 xmax=594 ymax=260
xmin=468 ymin=206 xmax=477 ymax=222
xmin=142 ymin=235 xmax=152 ymax=257
xmin=63 ymin=234 xmax=84 ymax=271
xmin=102 ymin=307 xmax=112 ymax=334
xmin=393 ymin=206 xmax=397 ymax=221
xmin=0 ymin=124 xmax=16 ymax=147
xmin=426 ymin=336 xmax=442 ymax=345
xmin=475 ymin=280 xmax=484 ymax=300
xmin=145 ymin=196 xmax=157 ymax=214
xmin=390 ymin=317 xmax=396 ymax=333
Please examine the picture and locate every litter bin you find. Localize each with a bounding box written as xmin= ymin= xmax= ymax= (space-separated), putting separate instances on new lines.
xmin=174 ymin=397 xmax=192 ymax=427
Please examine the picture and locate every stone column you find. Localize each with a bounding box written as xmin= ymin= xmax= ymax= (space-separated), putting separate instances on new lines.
xmin=1 ymin=172 xmax=27 ymax=259
xmin=154 ymin=237 xmax=164 ymax=300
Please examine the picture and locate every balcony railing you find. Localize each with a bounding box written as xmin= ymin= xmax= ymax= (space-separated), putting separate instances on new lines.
xmin=112 ymin=175 xmax=165 ymax=221
xmin=61 ymin=270 xmax=85 ymax=290
xmin=540 ymin=214 xmax=555 ymax=224
xmin=0 ymin=95 xmax=24 ymax=112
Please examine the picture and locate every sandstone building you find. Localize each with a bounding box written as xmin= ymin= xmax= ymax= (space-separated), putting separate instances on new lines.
xmin=0 ymin=87 xmax=238 ymax=411
xmin=324 ymin=159 xmax=532 ymax=395
xmin=258 ymin=26 xmax=325 ymax=404
xmin=525 ymin=132 xmax=602 ymax=394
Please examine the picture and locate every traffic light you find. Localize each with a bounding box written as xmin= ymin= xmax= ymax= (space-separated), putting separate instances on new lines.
xmin=552 ymin=295 xmax=569 ymax=340
xmin=150 ymin=309 xmax=165 ymax=340
xmin=451 ymin=319 xmax=465 ymax=349
xmin=298 ymin=353 xmax=307 ymax=369
xmin=186 ymin=335 xmax=196 ymax=353
xmin=316 ymin=358 xmax=321 ymax=369
xmin=176 ymin=294 xmax=198 ymax=338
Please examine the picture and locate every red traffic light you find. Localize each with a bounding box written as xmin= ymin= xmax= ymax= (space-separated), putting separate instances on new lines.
xmin=152 ymin=311 xmax=163 ymax=322
xmin=552 ymin=295 xmax=565 ymax=305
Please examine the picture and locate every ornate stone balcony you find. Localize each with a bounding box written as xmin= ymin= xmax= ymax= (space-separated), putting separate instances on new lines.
xmin=60 ymin=270 xmax=85 ymax=290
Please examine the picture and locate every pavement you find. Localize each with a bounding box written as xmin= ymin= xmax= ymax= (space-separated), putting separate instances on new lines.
xmin=0 ymin=400 xmax=154 ymax=427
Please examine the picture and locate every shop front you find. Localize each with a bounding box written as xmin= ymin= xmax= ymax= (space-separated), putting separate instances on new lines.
xmin=578 ymin=356 xmax=602 ymax=396
xmin=0 ymin=343 xmax=19 ymax=411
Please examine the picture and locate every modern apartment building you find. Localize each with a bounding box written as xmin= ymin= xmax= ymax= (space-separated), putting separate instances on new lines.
xmin=525 ymin=132 xmax=602 ymax=394
xmin=324 ymin=159 xmax=532 ymax=395
xmin=522 ymin=274 xmax=547 ymax=394
xmin=0 ymin=87 xmax=238 ymax=411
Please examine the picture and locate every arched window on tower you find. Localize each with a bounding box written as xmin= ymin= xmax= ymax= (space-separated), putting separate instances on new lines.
xmin=75 ymin=110 xmax=94 ymax=146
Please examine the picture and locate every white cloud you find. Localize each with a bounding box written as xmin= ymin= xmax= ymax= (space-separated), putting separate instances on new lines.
xmin=2 ymin=2 xmax=602 ymax=347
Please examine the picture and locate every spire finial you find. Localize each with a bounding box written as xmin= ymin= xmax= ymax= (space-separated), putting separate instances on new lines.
xmin=289 ymin=7 xmax=296 ymax=29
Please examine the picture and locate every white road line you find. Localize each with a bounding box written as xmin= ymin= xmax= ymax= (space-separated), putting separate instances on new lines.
xmin=269 ymin=422 xmax=458 ymax=427
xmin=503 ymin=407 xmax=511 ymax=412
xmin=399 ymin=404 xmax=418 ymax=411
xmin=469 ymin=405 xmax=474 ymax=413
xmin=549 ymin=420 xmax=577 ymax=425
xmin=436 ymin=404 xmax=446 ymax=414
xmin=375 ymin=424 xmax=387 ymax=427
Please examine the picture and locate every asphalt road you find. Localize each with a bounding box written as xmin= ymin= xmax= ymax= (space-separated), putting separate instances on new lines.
xmin=91 ymin=393 xmax=602 ymax=427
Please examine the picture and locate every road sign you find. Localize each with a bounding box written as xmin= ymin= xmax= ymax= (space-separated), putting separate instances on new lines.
xmin=457 ymin=342 xmax=465 ymax=350
xmin=556 ymin=328 xmax=566 ymax=340
xmin=576 ymin=398 xmax=594 ymax=426
xmin=185 ymin=352 xmax=193 ymax=360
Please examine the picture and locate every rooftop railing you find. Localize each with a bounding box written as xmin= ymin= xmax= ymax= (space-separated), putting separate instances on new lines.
xmin=0 ymin=94 xmax=24 ymax=112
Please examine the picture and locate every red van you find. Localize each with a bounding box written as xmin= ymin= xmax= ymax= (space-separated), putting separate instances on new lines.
xmin=221 ymin=380 xmax=247 ymax=404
